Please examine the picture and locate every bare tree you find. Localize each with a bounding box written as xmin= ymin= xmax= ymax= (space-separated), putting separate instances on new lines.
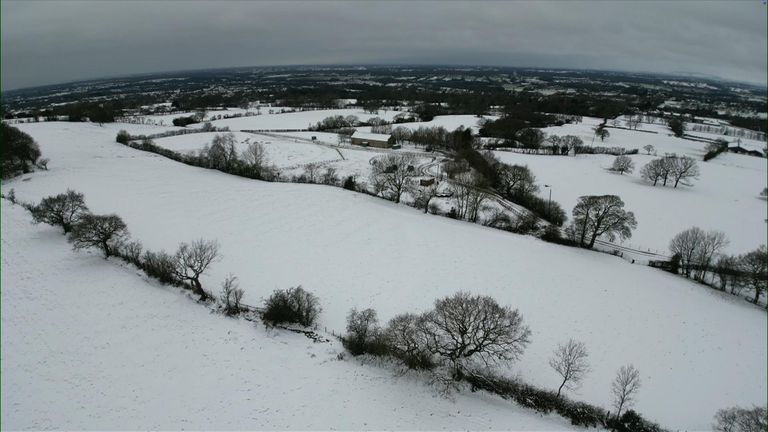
xmin=561 ymin=135 xmax=583 ymax=154
xmin=241 ymin=141 xmax=267 ymax=172
xmin=715 ymin=255 xmax=738 ymax=292
xmin=668 ymin=227 xmax=727 ymax=279
xmin=570 ymin=195 xmax=637 ymax=248
xmin=497 ymin=164 xmax=538 ymax=197
xmin=31 ymin=189 xmax=89 ymax=233
xmin=68 ymin=214 xmax=129 ymax=258
xmin=421 ymin=291 xmax=531 ymax=379
xmin=549 ymin=339 xmax=591 ymax=398
xmin=321 ymin=167 xmax=339 ymax=185
xmin=640 ymin=159 xmax=665 ymax=186
xmin=304 ymin=162 xmax=321 ymax=183
xmin=413 ymin=180 xmax=439 ymax=213
xmin=385 ymin=313 xmax=432 ymax=369
xmin=391 ymin=126 xmax=412 ymax=145
xmin=450 ymin=173 xmax=489 ymax=222
xmin=610 ymin=155 xmax=635 ymax=174
xmin=739 ymin=245 xmax=768 ymax=304
xmin=173 ymin=239 xmax=220 ymax=301
xmin=695 ymin=231 xmax=729 ymax=281
xmin=611 ymin=364 xmax=641 ymax=419
xmin=643 ymin=144 xmax=655 ymax=155
xmin=669 ymin=156 xmax=700 ymax=188
xmin=207 ymin=133 xmax=238 ymax=170
xmin=344 ymin=308 xmax=381 ymax=354
xmin=670 ymin=227 xmax=705 ymax=278
xmin=594 ymin=124 xmax=610 ymax=142
xmin=219 ymin=274 xmax=244 ymax=315
xmin=369 ymin=153 xmax=418 ymax=203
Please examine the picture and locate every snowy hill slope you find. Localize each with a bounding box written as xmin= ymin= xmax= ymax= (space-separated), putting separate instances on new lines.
xmin=1 ymin=203 xmax=573 ymax=430
xmin=3 ymin=121 xmax=766 ymax=429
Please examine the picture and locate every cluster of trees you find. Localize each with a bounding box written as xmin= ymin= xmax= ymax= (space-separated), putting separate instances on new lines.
xmin=480 ymin=152 xmax=567 ymax=226
xmin=669 ymin=227 xmax=767 ymax=305
xmin=713 ymin=405 xmax=767 ymax=432
xmin=1 ymin=123 xmax=46 ymax=178
xmin=311 ymin=115 xmax=360 ymax=131
xmin=343 ymin=292 xmax=531 ymax=380
xmin=640 ymin=155 xmax=700 ymax=188
xmin=566 ymin=195 xmax=637 ymax=249
xmin=172 ymin=114 xmax=203 ymax=127
xmin=342 ymin=293 xmax=657 ymax=428
xmin=28 ymin=189 xmax=224 ymax=301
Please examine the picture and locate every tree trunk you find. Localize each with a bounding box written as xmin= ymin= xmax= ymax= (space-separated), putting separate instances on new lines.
xmin=556 ymin=380 xmax=566 ymax=398
xmin=753 ymin=287 xmax=761 ymax=304
xmin=192 ymin=278 xmax=208 ymax=301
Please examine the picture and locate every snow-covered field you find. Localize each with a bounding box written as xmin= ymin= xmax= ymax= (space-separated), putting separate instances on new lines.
xmin=201 ymin=108 xmax=404 ymax=131
xmin=153 ymin=130 xmax=434 ymax=180
xmin=3 ymin=121 xmax=766 ymax=429
xmin=1 ymin=203 xmax=573 ymax=430
xmin=493 ymin=117 xmax=768 ymax=254
xmin=155 ymin=132 xmax=343 ymax=169
xmin=356 ymin=114 xmax=497 ymax=134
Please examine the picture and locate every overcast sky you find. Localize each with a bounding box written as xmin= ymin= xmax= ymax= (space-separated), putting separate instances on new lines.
xmin=2 ymin=0 xmax=766 ymax=90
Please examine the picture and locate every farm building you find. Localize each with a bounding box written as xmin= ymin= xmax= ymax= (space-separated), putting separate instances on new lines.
xmin=728 ymin=142 xmax=766 ymax=158
xmin=351 ymin=131 xmax=394 ymax=148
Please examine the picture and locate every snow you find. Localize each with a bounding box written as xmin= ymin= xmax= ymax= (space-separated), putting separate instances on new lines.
xmin=496 ymin=118 xmax=768 ymax=255
xmin=0 ymin=203 xmax=572 ymax=430
xmin=3 ymin=121 xmax=767 ymax=429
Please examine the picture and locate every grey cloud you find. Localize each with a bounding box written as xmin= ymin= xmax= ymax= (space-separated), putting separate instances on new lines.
xmin=2 ymin=0 xmax=766 ymax=90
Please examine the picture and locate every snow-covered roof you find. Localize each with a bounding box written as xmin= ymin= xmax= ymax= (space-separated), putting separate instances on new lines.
xmin=351 ymin=130 xmax=391 ymax=141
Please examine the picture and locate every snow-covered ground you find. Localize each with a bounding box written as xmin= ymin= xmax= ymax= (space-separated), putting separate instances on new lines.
xmin=1 ymin=203 xmax=573 ymax=430
xmin=494 ymin=117 xmax=768 ymax=254
xmin=3 ymin=121 xmax=766 ymax=429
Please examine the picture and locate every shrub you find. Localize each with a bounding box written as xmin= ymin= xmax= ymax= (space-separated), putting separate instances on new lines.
xmin=342 ymin=175 xmax=357 ymax=191
xmin=116 ymin=130 xmax=131 ymax=144
xmin=172 ymin=116 xmax=199 ymax=127
xmin=142 ymin=250 xmax=179 ymax=285
xmin=1 ymin=122 xmax=41 ymax=177
xmin=119 ymin=240 xmax=144 ymax=266
xmin=262 ymin=286 xmax=321 ymax=327
xmin=4 ymin=188 xmax=17 ymax=204
xmin=219 ymin=274 xmax=244 ymax=315
xmin=606 ymin=410 xmax=664 ymax=432
xmin=343 ymin=308 xmax=390 ymax=356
